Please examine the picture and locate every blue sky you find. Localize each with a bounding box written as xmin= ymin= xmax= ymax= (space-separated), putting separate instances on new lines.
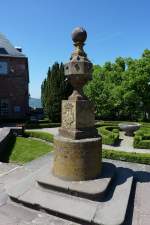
xmin=0 ymin=0 xmax=150 ymax=98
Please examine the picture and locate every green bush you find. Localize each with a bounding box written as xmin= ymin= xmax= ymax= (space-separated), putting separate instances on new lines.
xmin=24 ymin=131 xmax=54 ymax=143
xmin=102 ymin=149 xmax=150 ymax=165
xmin=98 ymin=126 xmax=119 ymax=145
xmin=25 ymin=122 xmax=60 ymax=129
xmin=134 ymin=127 xmax=150 ymax=149
xmin=96 ymin=121 xmax=119 ymax=127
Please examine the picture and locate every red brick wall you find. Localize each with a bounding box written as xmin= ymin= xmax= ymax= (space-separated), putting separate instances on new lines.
xmin=0 ymin=56 xmax=29 ymax=119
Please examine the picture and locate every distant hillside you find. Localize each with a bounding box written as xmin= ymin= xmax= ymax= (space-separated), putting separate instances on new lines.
xmin=29 ymin=98 xmax=42 ymax=108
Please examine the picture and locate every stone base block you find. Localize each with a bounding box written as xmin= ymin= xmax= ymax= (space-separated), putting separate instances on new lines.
xmin=7 ymin=158 xmax=134 ymax=225
xmin=38 ymin=162 xmax=115 ymax=200
xmin=53 ymin=135 xmax=102 ymax=181
xmin=59 ymin=126 xmax=99 ymax=139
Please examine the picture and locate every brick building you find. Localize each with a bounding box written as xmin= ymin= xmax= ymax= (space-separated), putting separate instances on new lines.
xmin=0 ymin=33 xmax=29 ymax=120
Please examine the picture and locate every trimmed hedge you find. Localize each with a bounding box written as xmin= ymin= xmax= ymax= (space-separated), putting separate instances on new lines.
xmin=24 ymin=130 xmax=54 ymax=143
xmin=134 ymin=128 xmax=150 ymax=149
xmin=25 ymin=122 xmax=60 ymax=129
xmin=25 ymin=130 xmax=150 ymax=165
xmin=102 ymin=149 xmax=150 ymax=165
xmin=96 ymin=120 xmax=125 ymax=127
xmin=98 ymin=126 xmax=119 ymax=145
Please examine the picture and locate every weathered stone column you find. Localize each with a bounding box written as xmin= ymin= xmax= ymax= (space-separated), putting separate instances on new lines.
xmin=53 ymin=27 xmax=102 ymax=181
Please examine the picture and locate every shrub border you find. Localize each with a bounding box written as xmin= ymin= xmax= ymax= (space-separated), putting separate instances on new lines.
xmin=24 ymin=130 xmax=150 ymax=165
xmin=24 ymin=130 xmax=53 ymax=143
xmin=102 ymin=149 xmax=150 ymax=165
xmin=98 ymin=125 xmax=119 ymax=145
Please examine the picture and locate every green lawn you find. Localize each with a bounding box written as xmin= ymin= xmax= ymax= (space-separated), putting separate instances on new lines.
xmin=8 ymin=137 xmax=52 ymax=164
xmin=2 ymin=125 xmax=150 ymax=165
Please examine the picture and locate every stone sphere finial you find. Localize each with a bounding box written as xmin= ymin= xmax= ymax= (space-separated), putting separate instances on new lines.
xmin=71 ymin=27 xmax=87 ymax=43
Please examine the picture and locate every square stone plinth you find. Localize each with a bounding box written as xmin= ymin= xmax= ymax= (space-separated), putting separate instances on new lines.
xmin=61 ymin=100 xmax=94 ymax=130
xmin=37 ymin=162 xmax=116 ymax=200
xmin=60 ymin=100 xmax=98 ymax=139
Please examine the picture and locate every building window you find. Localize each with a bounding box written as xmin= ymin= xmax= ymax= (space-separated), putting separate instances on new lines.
xmin=0 ymin=61 xmax=8 ymax=75
xmin=14 ymin=106 xmax=21 ymax=113
xmin=0 ymin=48 xmax=8 ymax=55
xmin=0 ymin=99 xmax=9 ymax=116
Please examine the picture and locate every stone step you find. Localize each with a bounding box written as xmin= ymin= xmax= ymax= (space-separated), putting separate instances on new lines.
xmin=0 ymin=162 xmax=20 ymax=177
xmin=8 ymin=165 xmax=133 ymax=225
xmin=18 ymin=187 xmax=98 ymax=224
xmin=37 ymin=162 xmax=116 ymax=201
xmin=93 ymin=167 xmax=134 ymax=225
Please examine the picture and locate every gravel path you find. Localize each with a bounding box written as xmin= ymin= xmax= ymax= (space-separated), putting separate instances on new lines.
xmin=103 ymin=131 xmax=150 ymax=153
xmin=27 ymin=128 xmax=150 ymax=153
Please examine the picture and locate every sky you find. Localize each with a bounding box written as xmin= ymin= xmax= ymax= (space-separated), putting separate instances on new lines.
xmin=0 ymin=0 xmax=150 ymax=98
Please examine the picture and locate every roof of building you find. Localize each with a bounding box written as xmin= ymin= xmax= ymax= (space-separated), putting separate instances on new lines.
xmin=0 ymin=33 xmax=26 ymax=58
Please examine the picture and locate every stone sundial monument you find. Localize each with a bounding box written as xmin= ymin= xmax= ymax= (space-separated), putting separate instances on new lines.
xmin=7 ymin=27 xmax=134 ymax=225
xmin=53 ymin=27 xmax=102 ymax=181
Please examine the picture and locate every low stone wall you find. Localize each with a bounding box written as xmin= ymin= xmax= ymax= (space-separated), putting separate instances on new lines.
xmin=0 ymin=127 xmax=24 ymax=155
xmin=10 ymin=127 xmax=24 ymax=136
xmin=0 ymin=128 xmax=12 ymax=154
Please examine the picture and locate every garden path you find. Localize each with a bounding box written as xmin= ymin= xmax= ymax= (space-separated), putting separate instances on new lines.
xmin=30 ymin=127 xmax=150 ymax=153
xmin=103 ymin=131 xmax=149 ymax=153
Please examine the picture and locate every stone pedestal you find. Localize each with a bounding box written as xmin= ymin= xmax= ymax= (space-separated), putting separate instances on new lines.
xmin=53 ymin=136 xmax=101 ymax=181
xmin=53 ymin=27 xmax=102 ymax=181
xmin=53 ymin=99 xmax=102 ymax=181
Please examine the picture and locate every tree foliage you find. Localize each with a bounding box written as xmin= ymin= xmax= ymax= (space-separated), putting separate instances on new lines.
xmin=84 ymin=49 xmax=150 ymax=121
xmin=41 ymin=62 xmax=72 ymax=122
xmin=41 ymin=50 xmax=150 ymax=122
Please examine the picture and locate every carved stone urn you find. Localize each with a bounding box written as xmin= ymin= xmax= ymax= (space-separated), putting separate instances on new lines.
xmin=52 ymin=27 xmax=102 ymax=181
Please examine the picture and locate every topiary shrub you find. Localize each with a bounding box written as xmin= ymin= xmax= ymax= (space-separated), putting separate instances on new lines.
xmin=97 ymin=126 xmax=119 ymax=145
xmin=134 ymin=128 xmax=150 ymax=149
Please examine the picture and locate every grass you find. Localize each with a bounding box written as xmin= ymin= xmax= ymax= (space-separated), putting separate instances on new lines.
xmin=7 ymin=137 xmax=52 ymax=164
xmin=24 ymin=130 xmax=150 ymax=165
xmin=9 ymin=138 xmax=150 ymax=165
xmin=1 ymin=124 xmax=149 ymax=165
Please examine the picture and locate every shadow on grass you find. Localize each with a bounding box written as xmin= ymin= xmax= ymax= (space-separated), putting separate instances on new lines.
xmin=0 ymin=135 xmax=16 ymax=163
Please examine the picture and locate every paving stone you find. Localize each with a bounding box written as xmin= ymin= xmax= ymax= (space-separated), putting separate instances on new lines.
xmin=93 ymin=167 xmax=133 ymax=225
xmin=1 ymin=159 xmax=51 ymax=190
xmin=0 ymin=183 xmax=8 ymax=206
xmin=0 ymin=201 xmax=81 ymax=225
xmin=135 ymin=182 xmax=150 ymax=215
xmin=7 ymin=164 xmax=50 ymax=198
xmin=19 ymin=187 xmax=98 ymax=223
xmin=140 ymin=215 xmax=150 ymax=225
xmin=132 ymin=180 xmax=150 ymax=225
xmin=24 ymin=153 xmax=53 ymax=172
xmin=22 ymin=213 xmax=79 ymax=225
xmin=0 ymin=202 xmax=37 ymax=222
xmin=1 ymin=153 xmax=150 ymax=225
xmin=0 ymin=163 xmax=20 ymax=177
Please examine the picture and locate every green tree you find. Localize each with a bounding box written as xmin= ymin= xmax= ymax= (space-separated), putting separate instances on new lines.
xmin=84 ymin=49 xmax=150 ymax=121
xmin=41 ymin=62 xmax=72 ymax=122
